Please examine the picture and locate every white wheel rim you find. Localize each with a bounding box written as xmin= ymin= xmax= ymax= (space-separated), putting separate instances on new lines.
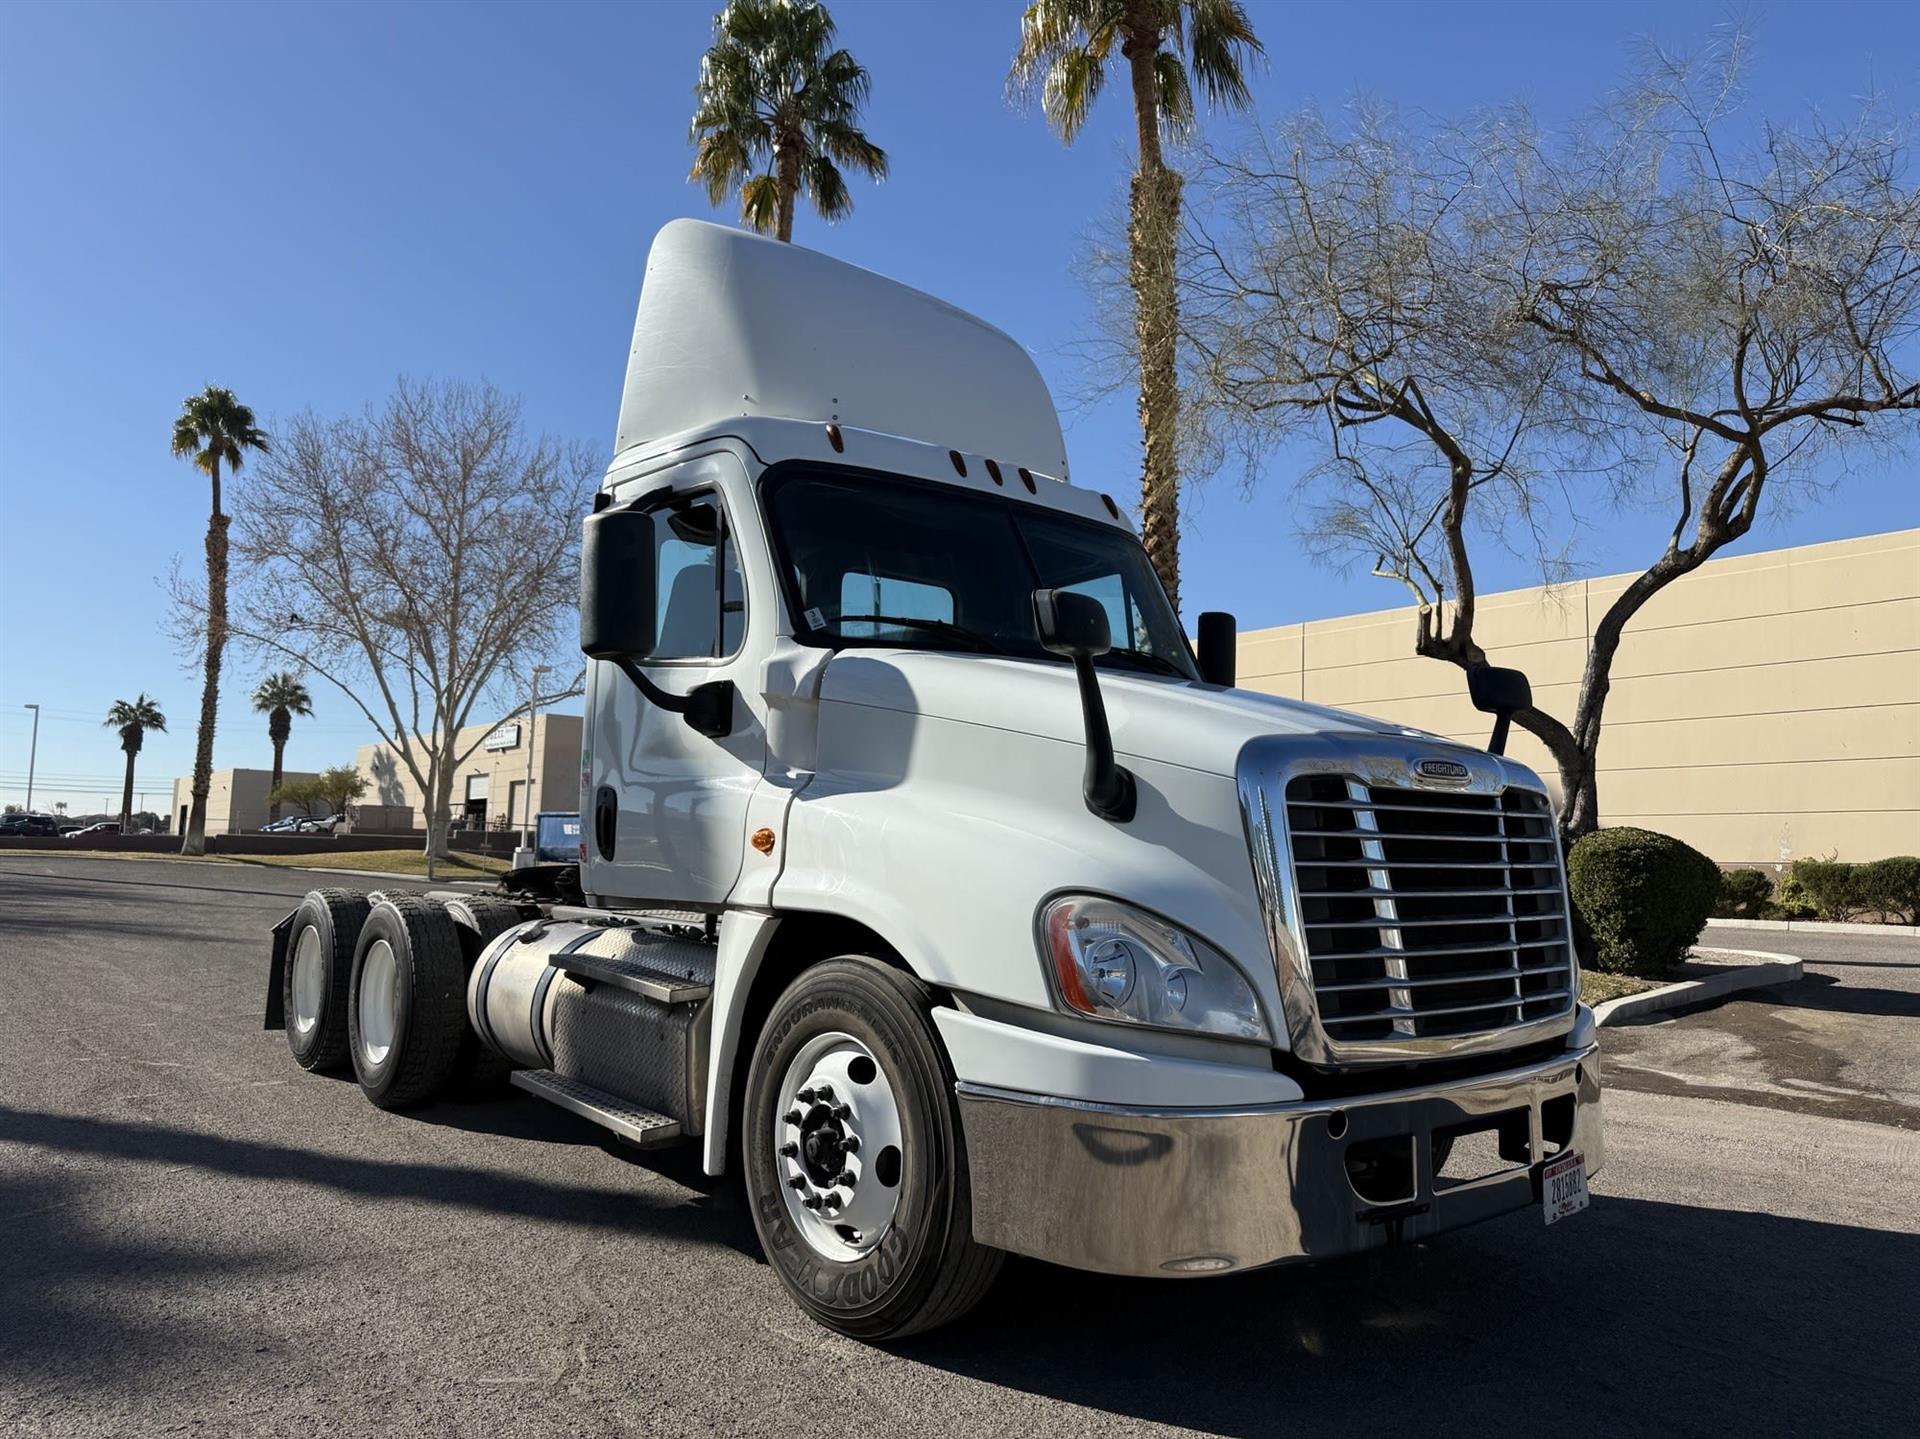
xmin=773 ymin=1031 xmax=905 ymax=1262
xmin=358 ymin=939 xmax=398 ymax=1067
xmin=290 ymin=924 xmax=324 ymax=1037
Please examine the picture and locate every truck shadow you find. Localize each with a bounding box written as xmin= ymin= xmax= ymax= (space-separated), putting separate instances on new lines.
xmin=900 ymin=1196 xmax=1916 ymax=1436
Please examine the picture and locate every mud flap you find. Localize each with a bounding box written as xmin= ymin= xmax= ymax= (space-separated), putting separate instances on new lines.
xmin=264 ymin=909 xmax=295 ymax=1030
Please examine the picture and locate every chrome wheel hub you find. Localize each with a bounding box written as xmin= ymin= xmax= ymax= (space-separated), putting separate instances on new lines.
xmin=358 ymin=939 xmax=398 ymax=1066
xmin=774 ymin=1031 xmax=904 ymax=1262
xmin=290 ymin=924 xmax=323 ymax=1037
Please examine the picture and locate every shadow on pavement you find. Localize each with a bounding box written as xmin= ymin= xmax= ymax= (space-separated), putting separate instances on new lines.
xmin=898 ymin=1195 xmax=1914 ymax=1436
xmin=1744 ymin=972 xmax=1920 ymax=1021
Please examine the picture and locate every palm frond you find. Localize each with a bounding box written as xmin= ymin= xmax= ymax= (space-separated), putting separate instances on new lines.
xmin=1184 ymin=0 xmax=1262 ymax=111
xmin=804 ymin=155 xmax=853 ymax=222
xmin=739 ymin=172 xmax=781 ymax=232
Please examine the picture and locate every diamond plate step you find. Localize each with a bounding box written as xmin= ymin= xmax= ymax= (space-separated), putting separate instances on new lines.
xmin=552 ymin=926 xmax=716 ymax=1005
xmin=510 ymin=1069 xmax=684 ymax=1147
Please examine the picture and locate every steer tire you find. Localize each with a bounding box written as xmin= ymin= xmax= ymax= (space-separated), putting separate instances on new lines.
xmin=284 ymin=889 xmax=371 ymax=1074
xmin=443 ymin=896 xmax=529 ymax=1093
xmin=743 ymin=957 xmax=1003 ymax=1342
xmin=348 ymin=894 xmax=468 ymax=1110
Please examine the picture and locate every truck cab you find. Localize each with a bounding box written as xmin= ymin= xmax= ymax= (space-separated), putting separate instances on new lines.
xmin=270 ymin=219 xmax=1601 ymax=1341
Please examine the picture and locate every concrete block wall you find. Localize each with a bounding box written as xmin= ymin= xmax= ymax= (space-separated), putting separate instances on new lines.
xmin=1237 ymin=529 xmax=1919 ymax=865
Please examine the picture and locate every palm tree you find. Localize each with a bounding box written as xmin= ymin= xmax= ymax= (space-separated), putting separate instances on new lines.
xmin=252 ymin=672 xmax=313 ymax=823
xmin=104 ymin=695 xmax=167 ymax=832
xmin=689 ymin=0 xmax=888 ymax=243
xmin=1009 ymin=0 xmax=1262 ymax=614
xmin=173 ymin=386 xmax=269 ymax=856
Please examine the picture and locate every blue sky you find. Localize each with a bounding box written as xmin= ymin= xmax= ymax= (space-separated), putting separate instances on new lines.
xmin=2 ymin=0 xmax=1917 ymax=815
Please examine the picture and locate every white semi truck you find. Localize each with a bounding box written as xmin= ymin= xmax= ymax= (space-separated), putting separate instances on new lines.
xmin=266 ymin=220 xmax=1601 ymax=1340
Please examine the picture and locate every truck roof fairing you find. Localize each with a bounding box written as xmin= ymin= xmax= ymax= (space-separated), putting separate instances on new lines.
xmin=614 ymin=220 xmax=1070 ymax=480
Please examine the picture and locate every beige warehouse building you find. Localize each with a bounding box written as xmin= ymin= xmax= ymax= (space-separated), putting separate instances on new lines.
xmin=170 ymin=768 xmax=320 ymax=838
xmin=356 ymin=712 xmax=582 ymax=835
xmin=1235 ymin=528 xmax=1918 ymax=866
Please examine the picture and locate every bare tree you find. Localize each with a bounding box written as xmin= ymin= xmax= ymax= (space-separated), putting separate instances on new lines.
xmin=178 ymin=379 xmax=598 ymax=873
xmin=1175 ymin=39 xmax=1920 ymax=840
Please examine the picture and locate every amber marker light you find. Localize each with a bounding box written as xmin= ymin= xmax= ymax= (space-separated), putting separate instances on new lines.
xmin=1043 ymin=901 xmax=1094 ymax=1015
xmin=751 ymin=827 xmax=776 ymax=854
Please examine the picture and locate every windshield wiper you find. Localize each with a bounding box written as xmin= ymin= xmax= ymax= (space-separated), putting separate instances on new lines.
xmin=821 ymin=614 xmax=1011 ymax=655
xmin=1097 ymin=649 xmax=1190 ymax=677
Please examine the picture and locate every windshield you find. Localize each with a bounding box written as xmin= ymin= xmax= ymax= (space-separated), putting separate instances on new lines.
xmin=764 ymin=468 xmax=1197 ymax=678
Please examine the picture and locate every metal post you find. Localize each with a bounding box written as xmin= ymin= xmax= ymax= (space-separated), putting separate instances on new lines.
xmin=521 ymin=665 xmax=549 ymax=856
xmin=23 ymin=704 xmax=39 ymax=813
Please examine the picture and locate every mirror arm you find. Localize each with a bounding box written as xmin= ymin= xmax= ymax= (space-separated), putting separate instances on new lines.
xmin=1487 ymin=712 xmax=1512 ymax=756
xmin=611 ymin=659 xmax=735 ymax=740
xmin=1070 ymin=653 xmax=1137 ymax=823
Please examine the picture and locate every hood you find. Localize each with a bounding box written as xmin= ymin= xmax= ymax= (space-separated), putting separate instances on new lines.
xmin=816 ymin=650 xmax=1471 ymax=779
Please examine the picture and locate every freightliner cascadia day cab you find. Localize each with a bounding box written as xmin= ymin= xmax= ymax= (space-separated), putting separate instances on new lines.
xmin=266 ymin=219 xmax=1601 ymax=1340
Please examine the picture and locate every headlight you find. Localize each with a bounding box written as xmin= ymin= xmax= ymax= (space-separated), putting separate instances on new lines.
xmin=1039 ymin=896 xmax=1270 ymax=1043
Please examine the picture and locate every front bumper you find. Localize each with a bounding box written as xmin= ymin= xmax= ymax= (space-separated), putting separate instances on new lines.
xmin=957 ymin=1043 xmax=1602 ymax=1277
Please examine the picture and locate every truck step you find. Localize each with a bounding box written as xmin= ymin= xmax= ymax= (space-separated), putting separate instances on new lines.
xmin=510 ymin=1069 xmax=684 ymax=1147
xmin=551 ymin=926 xmax=716 ymax=1006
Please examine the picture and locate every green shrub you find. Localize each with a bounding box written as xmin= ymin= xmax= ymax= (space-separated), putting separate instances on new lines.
xmin=1712 ymin=867 xmax=1773 ymax=920
xmin=1856 ymin=857 xmax=1920 ymax=925
xmin=1790 ymin=857 xmax=1870 ymax=922
xmin=1568 ymin=827 xmax=1722 ymax=976
xmin=1763 ymin=873 xmax=1820 ymax=920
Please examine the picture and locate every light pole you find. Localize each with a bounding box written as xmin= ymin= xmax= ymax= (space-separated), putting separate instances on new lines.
xmin=519 ymin=664 xmax=550 ymax=861
xmin=23 ymin=704 xmax=39 ymax=813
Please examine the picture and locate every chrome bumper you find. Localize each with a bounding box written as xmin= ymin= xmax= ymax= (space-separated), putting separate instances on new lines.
xmin=957 ymin=1044 xmax=1602 ymax=1277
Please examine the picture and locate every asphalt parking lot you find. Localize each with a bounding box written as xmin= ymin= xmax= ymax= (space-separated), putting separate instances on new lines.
xmin=2 ymin=855 xmax=1914 ymax=1437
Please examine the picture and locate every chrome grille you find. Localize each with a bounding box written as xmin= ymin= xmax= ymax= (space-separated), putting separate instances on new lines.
xmin=1285 ymin=776 xmax=1574 ymax=1046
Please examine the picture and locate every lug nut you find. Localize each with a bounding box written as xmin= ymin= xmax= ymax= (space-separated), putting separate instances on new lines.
xmin=802 ymin=1194 xmax=823 ymax=1210
xmin=840 ymin=1135 xmax=860 ymax=1153
xmin=788 ymin=1176 xmax=806 ymax=1190
xmin=830 ymin=1104 xmax=851 ymax=1121
xmin=815 ymin=1085 xmax=835 ymax=1103
xmin=797 ymin=1088 xmax=817 ymax=1103
xmin=835 ymin=1169 xmax=856 ymax=1186
xmin=779 ymin=1142 xmax=798 ymax=1158
xmin=783 ymin=1109 xmax=803 ymax=1125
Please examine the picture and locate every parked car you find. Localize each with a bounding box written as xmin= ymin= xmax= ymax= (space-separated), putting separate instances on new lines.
xmin=259 ymin=816 xmax=305 ymax=834
xmin=294 ymin=815 xmax=340 ymax=834
xmin=64 ymin=821 xmax=121 ymax=839
xmin=0 ymin=814 xmax=60 ymax=837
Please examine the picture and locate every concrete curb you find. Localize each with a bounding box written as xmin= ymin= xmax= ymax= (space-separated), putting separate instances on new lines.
xmin=1591 ymin=946 xmax=1803 ymax=1027
xmin=7 ymin=850 xmax=492 ymax=889
xmin=1705 ymin=916 xmax=1917 ymax=939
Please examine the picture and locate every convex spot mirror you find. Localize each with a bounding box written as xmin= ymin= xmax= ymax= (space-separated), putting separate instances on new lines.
xmin=1034 ymin=588 xmax=1113 ymax=657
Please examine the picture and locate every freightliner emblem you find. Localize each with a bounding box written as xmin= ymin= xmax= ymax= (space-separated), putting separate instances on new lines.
xmin=1415 ymin=758 xmax=1471 ymax=784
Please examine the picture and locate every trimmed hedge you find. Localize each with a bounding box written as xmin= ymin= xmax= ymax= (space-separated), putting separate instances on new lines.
xmin=1786 ymin=856 xmax=1920 ymax=925
xmin=1764 ymin=874 xmax=1820 ymax=921
xmin=1712 ymin=868 xmax=1773 ymax=920
xmin=1568 ymin=827 xmax=1721 ymax=976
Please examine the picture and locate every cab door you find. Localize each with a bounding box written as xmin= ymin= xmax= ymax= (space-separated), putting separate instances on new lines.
xmin=584 ymin=452 xmax=761 ymax=907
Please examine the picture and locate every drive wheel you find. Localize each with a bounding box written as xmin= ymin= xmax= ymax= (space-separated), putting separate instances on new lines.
xmin=743 ymin=958 xmax=1002 ymax=1341
xmin=284 ymin=889 xmax=371 ymax=1074
xmin=348 ymin=895 xmax=467 ymax=1110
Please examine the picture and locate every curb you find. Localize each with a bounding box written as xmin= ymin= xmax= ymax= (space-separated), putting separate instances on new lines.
xmin=1705 ymin=916 xmax=1917 ymax=939
xmin=1592 ymin=946 xmax=1803 ymax=1027
xmin=7 ymin=850 xmax=493 ymax=889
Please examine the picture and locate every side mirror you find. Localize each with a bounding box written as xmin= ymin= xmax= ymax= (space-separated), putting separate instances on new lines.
xmin=1033 ymin=588 xmax=1112 ymax=657
xmin=581 ymin=504 xmax=733 ymax=740
xmin=1467 ymin=665 xmax=1533 ymax=756
xmin=1196 ymin=611 xmax=1237 ymax=687
xmin=1032 ymin=588 xmax=1135 ymax=823
xmin=580 ymin=507 xmax=656 ymax=660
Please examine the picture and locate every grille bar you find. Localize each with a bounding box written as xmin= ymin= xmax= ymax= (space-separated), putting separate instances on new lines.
xmin=1323 ymin=989 xmax=1573 ymax=1026
xmin=1285 ymin=774 xmax=1576 ymax=1047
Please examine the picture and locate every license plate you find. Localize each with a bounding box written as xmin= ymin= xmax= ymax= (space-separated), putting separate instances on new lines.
xmin=1542 ymin=1151 xmax=1589 ymax=1226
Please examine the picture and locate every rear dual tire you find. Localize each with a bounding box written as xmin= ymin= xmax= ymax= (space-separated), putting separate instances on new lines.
xmin=347 ymin=895 xmax=469 ymax=1110
xmin=284 ymin=889 xmax=371 ymax=1074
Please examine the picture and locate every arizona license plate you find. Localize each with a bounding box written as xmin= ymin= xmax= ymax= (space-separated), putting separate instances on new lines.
xmin=1542 ymin=1152 xmax=1589 ymax=1226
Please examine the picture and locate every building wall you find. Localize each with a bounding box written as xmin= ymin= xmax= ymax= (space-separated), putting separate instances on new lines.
xmin=1236 ymin=529 xmax=1919 ymax=865
xmin=170 ymin=768 xmax=320 ymax=837
xmin=355 ymin=712 xmax=581 ymax=833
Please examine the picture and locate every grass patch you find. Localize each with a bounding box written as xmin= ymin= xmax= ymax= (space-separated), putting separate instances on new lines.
xmin=1579 ymin=970 xmax=1663 ymax=1005
xmin=228 ymin=849 xmax=511 ymax=879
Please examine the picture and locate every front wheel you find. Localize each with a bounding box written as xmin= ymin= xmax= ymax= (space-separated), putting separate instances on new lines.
xmin=742 ymin=958 xmax=1002 ymax=1341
